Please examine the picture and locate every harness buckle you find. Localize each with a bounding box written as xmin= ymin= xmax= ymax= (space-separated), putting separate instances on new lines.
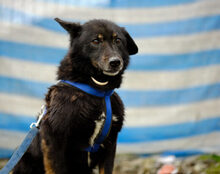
xmin=30 ymin=105 xmax=47 ymax=129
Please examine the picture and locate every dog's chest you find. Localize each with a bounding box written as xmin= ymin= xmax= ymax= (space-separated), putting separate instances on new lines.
xmin=89 ymin=112 xmax=118 ymax=146
xmin=89 ymin=112 xmax=105 ymax=146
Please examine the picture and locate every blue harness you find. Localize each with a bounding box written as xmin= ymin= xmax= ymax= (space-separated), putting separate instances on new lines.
xmin=0 ymin=80 xmax=114 ymax=174
xmin=61 ymin=80 xmax=114 ymax=152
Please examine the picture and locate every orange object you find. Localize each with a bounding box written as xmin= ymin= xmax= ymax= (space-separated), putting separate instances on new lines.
xmin=157 ymin=164 xmax=177 ymax=174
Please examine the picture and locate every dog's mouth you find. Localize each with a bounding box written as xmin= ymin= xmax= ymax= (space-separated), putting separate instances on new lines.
xmin=91 ymin=77 xmax=108 ymax=86
xmin=103 ymin=70 xmax=120 ymax=76
xmin=91 ymin=68 xmax=122 ymax=86
xmin=91 ymin=64 xmax=123 ymax=86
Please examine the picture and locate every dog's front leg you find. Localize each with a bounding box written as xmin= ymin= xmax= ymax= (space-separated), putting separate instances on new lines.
xmin=99 ymin=141 xmax=117 ymax=174
xmin=40 ymin=120 xmax=68 ymax=174
xmin=41 ymin=138 xmax=56 ymax=174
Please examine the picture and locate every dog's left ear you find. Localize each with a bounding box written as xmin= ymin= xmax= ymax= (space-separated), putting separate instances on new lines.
xmin=121 ymin=28 xmax=138 ymax=55
xmin=55 ymin=18 xmax=81 ymax=37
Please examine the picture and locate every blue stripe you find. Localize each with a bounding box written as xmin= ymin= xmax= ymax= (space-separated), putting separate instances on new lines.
xmin=126 ymin=15 xmax=220 ymax=38
xmin=1 ymin=75 xmax=220 ymax=107
xmin=118 ymin=117 xmax=220 ymax=143
xmin=0 ymin=40 xmax=65 ymax=65
xmin=0 ymin=76 xmax=50 ymax=99
xmin=1 ymin=6 xmax=220 ymax=37
xmin=0 ymin=148 xmax=13 ymax=159
xmin=36 ymin=0 xmax=197 ymax=8
xmin=0 ymin=112 xmax=35 ymax=132
xmin=130 ymin=50 xmax=220 ymax=71
xmin=161 ymin=150 xmax=204 ymax=157
xmin=140 ymin=150 xmax=205 ymax=158
xmin=1 ymin=113 xmax=220 ymax=143
xmin=1 ymin=40 xmax=220 ymax=71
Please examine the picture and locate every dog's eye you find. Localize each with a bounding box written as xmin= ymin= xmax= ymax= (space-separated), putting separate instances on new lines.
xmin=92 ymin=39 xmax=100 ymax=45
xmin=115 ymin=38 xmax=121 ymax=44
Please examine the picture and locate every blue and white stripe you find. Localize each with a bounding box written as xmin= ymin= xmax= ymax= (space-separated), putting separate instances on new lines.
xmin=0 ymin=0 xmax=220 ymax=158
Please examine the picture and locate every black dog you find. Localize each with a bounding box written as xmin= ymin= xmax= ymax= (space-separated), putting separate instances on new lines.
xmin=13 ymin=18 xmax=138 ymax=174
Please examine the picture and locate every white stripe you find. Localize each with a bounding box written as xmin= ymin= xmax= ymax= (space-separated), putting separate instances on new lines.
xmin=117 ymin=131 xmax=220 ymax=154
xmin=137 ymin=30 xmax=220 ymax=54
xmin=0 ymin=57 xmax=57 ymax=83
xmin=0 ymin=130 xmax=26 ymax=149
xmin=1 ymin=21 xmax=220 ymax=54
xmin=1 ymin=92 xmax=220 ymax=127
xmin=1 ymin=57 xmax=220 ymax=90
xmin=0 ymin=21 xmax=68 ymax=49
xmin=123 ymin=65 xmax=220 ymax=90
xmin=1 ymin=0 xmax=220 ymax=24
xmin=0 ymin=93 xmax=43 ymax=117
xmin=125 ymin=98 xmax=220 ymax=127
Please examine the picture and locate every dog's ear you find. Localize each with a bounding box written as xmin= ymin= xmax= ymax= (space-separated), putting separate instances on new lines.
xmin=121 ymin=28 xmax=138 ymax=55
xmin=55 ymin=18 xmax=81 ymax=37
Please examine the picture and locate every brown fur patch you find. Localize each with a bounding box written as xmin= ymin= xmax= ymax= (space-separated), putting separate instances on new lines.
xmin=98 ymin=34 xmax=103 ymax=39
xmin=45 ymin=87 xmax=57 ymax=109
xmin=99 ymin=163 xmax=105 ymax=174
xmin=99 ymin=167 xmax=105 ymax=174
xmin=41 ymin=139 xmax=55 ymax=174
xmin=112 ymin=33 xmax=117 ymax=38
xmin=44 ymin=87 xmax=58 ymax=121
xmin=98 ymin=34 xmax=104 ymax=42
xmin=70 ymin=95 xmax=77 ymax=102
xmin=91 ymin=59 xmax=99 ymax=68
xmin=50 ymin=88 xmax=58 ymax=101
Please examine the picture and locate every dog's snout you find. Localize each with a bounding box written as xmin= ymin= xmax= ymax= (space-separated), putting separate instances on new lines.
xmin=109 ymin=57 xmax=121 ymax=68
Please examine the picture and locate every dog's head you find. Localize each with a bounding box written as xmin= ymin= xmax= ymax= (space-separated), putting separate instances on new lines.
xmin=55 ymin=18 xmax=138 ymax=90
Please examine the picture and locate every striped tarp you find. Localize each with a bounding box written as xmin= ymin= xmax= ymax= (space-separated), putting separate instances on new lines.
xmin=1 ymin=0 xmax=220 ymax=158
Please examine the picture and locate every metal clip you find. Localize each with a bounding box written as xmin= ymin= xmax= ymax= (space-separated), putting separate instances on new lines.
xmin=30 ymin=105 xmax=47 ymax=129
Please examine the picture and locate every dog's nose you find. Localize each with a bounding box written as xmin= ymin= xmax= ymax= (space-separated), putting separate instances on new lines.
xmin=109 ymin=57 xmax=121 ymax=68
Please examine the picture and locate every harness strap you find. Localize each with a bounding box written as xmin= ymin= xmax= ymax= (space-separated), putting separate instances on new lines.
xmin=60 ymin=80 xmax=114 ymax=97
xmin=84 ymin=95 xmax=112 ymax=152
xmin=61 ymin=80 xmax=114 ymax=152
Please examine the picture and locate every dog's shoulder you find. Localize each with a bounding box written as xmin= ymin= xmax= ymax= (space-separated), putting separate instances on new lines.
xmin=44 ymin=83 xmax=104 ymax=127
xmin=43 ymin=83 xmax=86 ymax=125
xmin=45 ymin=83 xmax=84 ymax=106
xmin=111 ymin=92 xmax=123 ymax=107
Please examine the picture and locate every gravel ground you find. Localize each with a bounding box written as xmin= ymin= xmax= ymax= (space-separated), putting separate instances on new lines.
xmin=113 ymin=154 xmax=220 ymax=174
xmin=1 ymin=154 xmax=220 ymax=173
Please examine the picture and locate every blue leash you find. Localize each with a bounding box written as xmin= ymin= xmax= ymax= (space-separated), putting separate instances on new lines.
xmin=0 ymin=127 xmax=39 ymax=174
xmin=0 ymin=105 xmax=47 ymax=174
xmin=0 ymin=80 xmax=114 ymax=173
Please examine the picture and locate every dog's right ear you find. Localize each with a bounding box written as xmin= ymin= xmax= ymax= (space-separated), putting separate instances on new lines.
xmin=55 ymin=18 xmax=81 ymax=37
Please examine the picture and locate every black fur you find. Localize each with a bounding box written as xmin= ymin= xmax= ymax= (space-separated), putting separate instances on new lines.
xmin=13 ymin=19 xmax=138 ymax=174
